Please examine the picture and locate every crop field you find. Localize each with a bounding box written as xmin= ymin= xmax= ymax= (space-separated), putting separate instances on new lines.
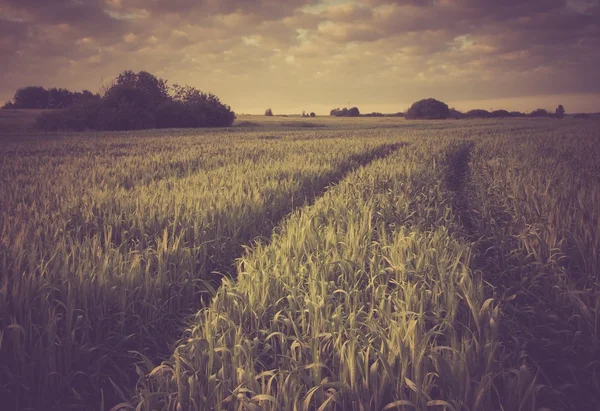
xmin=1 ymin=116 xmax=599 ymax=411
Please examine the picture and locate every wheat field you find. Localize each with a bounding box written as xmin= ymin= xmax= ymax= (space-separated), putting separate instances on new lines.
xmin=0 ymin=117 xmax=598 ymax=410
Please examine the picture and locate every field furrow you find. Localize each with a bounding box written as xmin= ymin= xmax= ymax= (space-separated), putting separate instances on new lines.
xmin=0 ymin=133 xmax=403 ymax=410
xmin=139 ymin=137 xmax=525 ymax=410
xmin=468 ymin=128 xmax=600 ymax=410
xmin=1 ymin=119 xmax=599 ymax=411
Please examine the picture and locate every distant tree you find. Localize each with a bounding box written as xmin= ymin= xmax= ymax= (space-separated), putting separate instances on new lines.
xmin=116 ymin=70 xmax=169 ymax=105
xmin=73 ymin=90 xmax=101 ymax=105
xmin=466 ymin=109 xmax=491 ymax=118
xmin=47 ymin=88 xmax=74 ymax=109
xmin=6 ymin=86 xmax=100 ymax=109
xmin=265 ymin=108 xmax=273 ymax=116
xmin=2 ymin=100 xmax=15 ymax=109
xmin=490 ymin=109 xmax=511 ymax=118
xmin=11 ymin=86 xmax=50 ymax=109
xmin=348 ymin=107 xmax=360 ymax=117
xmin=166 ymin=83 xmax=236 ymax=127
xmin=405 ymin=98 xmax=450 ymax=120
xmin=330 ymin=107 xmax=359 ymax=117
xmin=530 ymin=108 xmax=550 ymax=117
xmin=555 ymin=104 xmax=565 ymax=118
xmin=510 ymin=111 xmax=524 ymax=117
xmin=302 ymin=111 xmax=309 ymax=117
xmin=310 ymin=112 xmax=316 ymax=117
xmin=448 ymin=108 xmax=463 ymax=119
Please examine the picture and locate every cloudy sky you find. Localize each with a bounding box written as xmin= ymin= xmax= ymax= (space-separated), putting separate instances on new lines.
xmin=1 ymin=0 xmax=599 ymax=114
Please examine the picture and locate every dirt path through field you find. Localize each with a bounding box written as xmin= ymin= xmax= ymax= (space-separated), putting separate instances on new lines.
xmin=444 ymin=140 xmax=475 ymax=236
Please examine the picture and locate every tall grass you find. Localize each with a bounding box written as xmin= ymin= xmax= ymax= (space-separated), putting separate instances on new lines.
xmin=0 ymin=129 xmax=400 ymax=409
xmin=1 ymin=118 xmax=597 ymax=410
xmin=139 ymin=137 xmax=536 ymax=410
xmin=468 ymin=123 xmax=600 ymax=410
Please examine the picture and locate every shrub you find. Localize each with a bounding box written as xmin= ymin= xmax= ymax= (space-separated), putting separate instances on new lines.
xmin=310 ymin=112 xmax=316 ymax=117
xmin=405 ymin=98 xmax=450 ymax=119
xmin=265 ymin=108 xmax=273 ymax=116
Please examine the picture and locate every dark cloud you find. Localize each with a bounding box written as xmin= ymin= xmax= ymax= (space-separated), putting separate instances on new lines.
xmin=128 ymin=0 xmax=320 ymax=20
xmin=4 ymin=0 xmax=126 ymax=34
xmin=0 ymin=0 xmax=599 ymax=112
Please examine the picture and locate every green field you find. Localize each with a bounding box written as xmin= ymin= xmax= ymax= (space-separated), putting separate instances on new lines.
xmin=1 ymin=116 xmax=599 ymax=410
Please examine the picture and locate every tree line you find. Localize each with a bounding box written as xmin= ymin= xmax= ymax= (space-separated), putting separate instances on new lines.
xmin=15 ymin=70 xmax=237 ymax=131
xmin=265 ymin=108 xmax=316 ymax=117
xmin=2 ymin=87 xmax=100 ymax=109
xmin=265 ymin=101 xmax=573 ymax=120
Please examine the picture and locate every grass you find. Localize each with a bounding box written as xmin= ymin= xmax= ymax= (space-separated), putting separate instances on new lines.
xmin=0 ymin=116 xmax=598 ymax=410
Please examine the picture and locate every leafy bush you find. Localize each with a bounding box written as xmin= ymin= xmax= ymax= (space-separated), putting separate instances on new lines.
xmin=265 ymin=108 xmax=273 ymax=116
xmin=310 ymin=112 xmax=316 ymax=117
xmin=405 ymin=98 xmax=450 ymax=119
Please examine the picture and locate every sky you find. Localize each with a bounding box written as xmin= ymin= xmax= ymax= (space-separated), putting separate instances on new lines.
xmin=1 ymin=0 xmax=599 ymax=114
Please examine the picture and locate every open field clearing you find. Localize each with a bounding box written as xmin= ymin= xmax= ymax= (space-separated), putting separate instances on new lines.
xmin=1 ymin=117 xmax=599 ymax=410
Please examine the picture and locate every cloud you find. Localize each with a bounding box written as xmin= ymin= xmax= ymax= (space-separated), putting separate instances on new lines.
xmin=0 ymin=0 xmax=599 ymax=112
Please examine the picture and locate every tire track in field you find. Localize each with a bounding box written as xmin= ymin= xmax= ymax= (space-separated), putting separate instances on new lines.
xmin=442 ymin=142 xmax=544 ymax=409
xmin=107 ymin=142 xmax=409 ymax=411
xmin=173 ymin=142 xmax=407 ymax=342
xmin=4 ymin=142 xmax=409 ymax=411
xmin=140 ymin=142 xmax=408 ymax=382
xmin=444 ymin=140 xmax=475 ymax=236
xmin=206 ymin=141 xmax=409 ymax=280
xmin=453 ymin=146 xmax=598 ymax=411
